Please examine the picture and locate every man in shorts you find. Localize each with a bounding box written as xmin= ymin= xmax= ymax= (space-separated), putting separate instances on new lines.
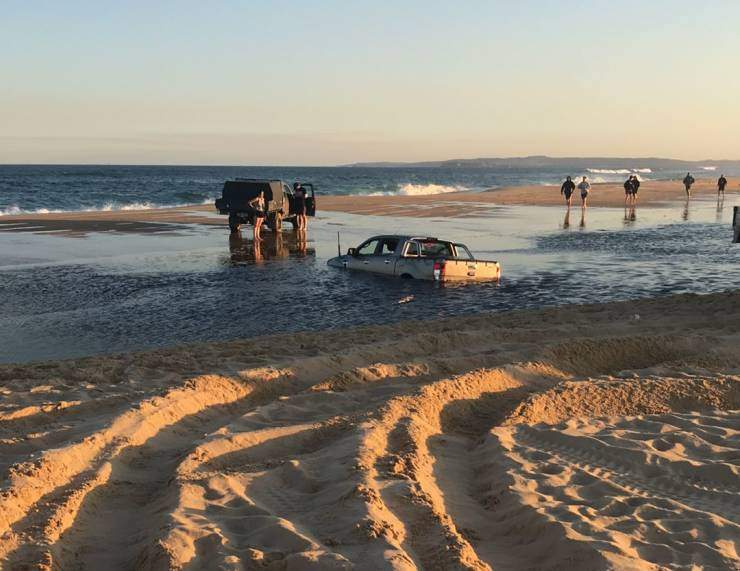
xmin=561 ymin=176 xmax=576 ymax=207
xmin=683 ymin=172 xmax=695 ymax=197
xmin=577 ymin=176 xmax=591 ymax=207
xmin=718 ymin=174 xmax=728 ymax=196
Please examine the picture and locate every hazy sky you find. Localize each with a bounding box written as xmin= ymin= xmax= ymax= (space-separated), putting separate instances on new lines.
xmin=2 ymin=1 xmax=739 ymax=165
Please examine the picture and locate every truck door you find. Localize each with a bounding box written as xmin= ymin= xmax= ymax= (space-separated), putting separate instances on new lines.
xmin=371 ymin=237 xmax=400 ymax=275
xmin=347 ymin=238 xmax=381 ymax=272
xmin=394 ymin=240 xmax=420 ymax=278
xmin=303 ymin=184 xmax=316 ymax=216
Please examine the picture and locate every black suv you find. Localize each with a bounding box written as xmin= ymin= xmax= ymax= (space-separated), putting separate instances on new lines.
xmin=214 ymin=179 xmax=316 ymax=233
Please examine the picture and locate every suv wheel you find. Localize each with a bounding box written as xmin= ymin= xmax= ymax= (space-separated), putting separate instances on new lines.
xmin=228 ymin=214 xmax=241 ymax=233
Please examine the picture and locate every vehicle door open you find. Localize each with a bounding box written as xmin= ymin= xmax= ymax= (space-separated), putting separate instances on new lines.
xmin=302 ymin=183 xmax=317 ymax=216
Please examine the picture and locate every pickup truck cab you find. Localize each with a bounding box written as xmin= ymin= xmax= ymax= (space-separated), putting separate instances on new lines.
xmin=328 ymin=235 xmax=501 ymax=281
xmin=215 ymin=179 xmax=316 ymax=233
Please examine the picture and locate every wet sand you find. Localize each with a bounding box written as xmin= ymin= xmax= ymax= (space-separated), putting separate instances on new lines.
xmin=0 ymin=291 xmax=738 ymax=569
xmin=0 ymin=178 xmax=735 ymax=233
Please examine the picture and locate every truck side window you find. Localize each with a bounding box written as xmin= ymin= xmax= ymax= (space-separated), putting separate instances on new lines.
xmin=357 ymin=239 xmax=380 ymax=256
xmin=405 ymin=242 xmax=420 ymax=257
xmin=379 ymin=239 xmax=398 ymax=256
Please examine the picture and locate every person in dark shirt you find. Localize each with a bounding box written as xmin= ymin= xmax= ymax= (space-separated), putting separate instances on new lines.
xmin=683 ymin=173 xmax=695 ymax=197
xmin=631 ymin=175 xmax=641 ymax=203
xmin=560 ymin=176 xmax=576 ymax=206
xmin=623 ymin=177 xmax=634 ymax=206
xmin=718 ymin=175 xmax=728 ymax=196
xmin=293 ymin=182 xmax=308 ymax=230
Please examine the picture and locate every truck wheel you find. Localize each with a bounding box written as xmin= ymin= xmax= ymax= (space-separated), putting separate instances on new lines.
xmin=400 ymin=273 xmax=414 ymax=280
xmin=228 ymin=215 xmax=241 ymax=233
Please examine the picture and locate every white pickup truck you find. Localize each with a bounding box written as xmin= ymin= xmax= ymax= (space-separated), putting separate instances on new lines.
xmin=327 ymin=235 xmax=501 ymax=281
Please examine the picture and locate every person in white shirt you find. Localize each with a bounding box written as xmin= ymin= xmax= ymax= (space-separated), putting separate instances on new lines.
xmin=577 ymin=176 xmax=591 ymax=207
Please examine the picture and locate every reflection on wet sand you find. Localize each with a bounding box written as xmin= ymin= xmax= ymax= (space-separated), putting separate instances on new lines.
xmin=579 ymin=206 xmax=586 ymax=229
xmin=716 ymin=195 xmax=725 ymax=223
xmin=562 ymin=208 xmax=571 ymax=229
xmin=227 ymin=231 xmax=315 ymax=265
xmin=682 ymin=198 xmax=690 ymax=221
xmin=623 ymin=205 xmax=637 ymax=225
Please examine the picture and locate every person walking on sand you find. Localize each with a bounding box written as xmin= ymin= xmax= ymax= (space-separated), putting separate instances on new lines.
xmin=718 ymin=174 xmax=728 ymax=196
xmin=249 ymin=190 xmax=266 ymax=241
xmin=561 ymin=176 xmax=575 ymax=207
xmin=577 ymin=176 xmax=591 ymax=207
xmin=623 ymin=176 xmax=634 ymax=206
xmin=631 ymin=175 xmax=640 ymax=204
xmin=683 ymin=172 xmax=695 ymax=197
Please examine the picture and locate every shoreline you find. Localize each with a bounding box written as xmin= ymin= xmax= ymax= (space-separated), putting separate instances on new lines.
xmin=0 ymin=178 xmax=736 ymax=228
xmin=0 ymin=290 xmax=738 ymax=568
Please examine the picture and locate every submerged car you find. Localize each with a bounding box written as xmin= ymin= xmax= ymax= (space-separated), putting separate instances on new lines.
xmin=328 ymin=235 xmax=501 ymax=281
xmin=214 ymin=178 xmax=316 ymax=233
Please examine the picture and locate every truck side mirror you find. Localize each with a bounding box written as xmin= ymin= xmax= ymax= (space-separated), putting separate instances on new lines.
xmin=347 ymin=248 xmax=358 ymax=257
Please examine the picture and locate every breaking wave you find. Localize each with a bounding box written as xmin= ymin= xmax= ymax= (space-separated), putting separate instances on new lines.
xmin=701 ymin=166 xmax=717 ymax=171
xmin=587 ymin=168 xmax=652 ymax=174
xmin=0 ymin=199 xmax=213 ymax=217
xmin=370 ymin=183 xmax=468 ymax=196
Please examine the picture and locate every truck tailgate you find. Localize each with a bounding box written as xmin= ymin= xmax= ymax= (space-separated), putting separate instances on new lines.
xmin=441 ymin=259 xmax=500 ymax=281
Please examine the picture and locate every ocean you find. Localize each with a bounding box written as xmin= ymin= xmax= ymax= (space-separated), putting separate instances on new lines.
xmin=1 ymin=163 xmax=736 ymax=215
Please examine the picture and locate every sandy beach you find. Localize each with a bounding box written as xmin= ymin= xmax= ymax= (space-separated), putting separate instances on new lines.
xmin=1 ymin=291 xmax=738 ymax=569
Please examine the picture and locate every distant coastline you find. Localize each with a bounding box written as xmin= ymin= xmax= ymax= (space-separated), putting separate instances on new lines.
xmin=342 ymin=155 xmax=740 ymax=169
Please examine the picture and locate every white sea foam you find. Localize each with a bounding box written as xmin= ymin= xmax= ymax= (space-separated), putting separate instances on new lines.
xmin=370 ymin=183 xmax=468 ymax=196
xmin=0 ymin=198 xmax=213 ymax=217
xmin=0 ymin=205 xmax=65 ymax=216
xmin=701 ymin=166 xmax=717 ymax=171
xmin=587 ymin=168 xmax=652 ymax=174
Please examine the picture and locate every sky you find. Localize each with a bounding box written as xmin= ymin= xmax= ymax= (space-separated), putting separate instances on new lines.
xmin=2 ymin=0 xmax=739 ymax=165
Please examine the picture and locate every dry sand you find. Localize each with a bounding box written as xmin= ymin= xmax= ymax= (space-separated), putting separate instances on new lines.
xmin=1 ymin=291 xmax=739 ymax=569
xmin=0 ymin=178 xmax=735 ymax=232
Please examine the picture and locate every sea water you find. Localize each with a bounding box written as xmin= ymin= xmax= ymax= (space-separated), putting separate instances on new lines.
xmin=0 ymin=194 xmax=738 ymax=363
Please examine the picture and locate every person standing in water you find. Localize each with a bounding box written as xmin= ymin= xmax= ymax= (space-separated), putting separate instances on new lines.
xmin=683 ymin=172 xmax=695 ymax=197
xmin=623 ymin=176 xmax=634 ymax=206
xmin=718 ymin=174 xmax=728 ymax=196
xmin=631 ymin=175 xmax=641 ymax=204
xmin=561 ymin=176 xmax=576 ymax=207
xmin=249 ymin=190 xmax=266 ymax=241
xmin=577 ymin=176 xmax=591 ymax=207
xmin=293 ymin=182 xmax=308 ymax=230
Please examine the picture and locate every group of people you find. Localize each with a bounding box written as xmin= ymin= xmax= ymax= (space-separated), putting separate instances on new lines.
xmin=560 ymin=176 xmax=593 ymax=207
xmin=248 ymin=182 xmax=309 ymax=241
xmin=561 ymin=172 xmax=731 ymax=208
xmin=623 ymin=175 xmax=641 ymax=205
xmin=682 ymin=172 xmax=728 ymax=197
